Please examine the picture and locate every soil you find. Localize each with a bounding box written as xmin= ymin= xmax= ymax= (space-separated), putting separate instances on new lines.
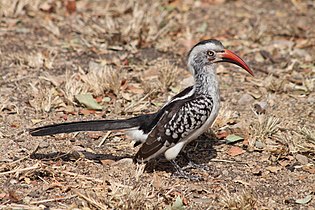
xmin=0 ymin=0 xmax=314 ymax=209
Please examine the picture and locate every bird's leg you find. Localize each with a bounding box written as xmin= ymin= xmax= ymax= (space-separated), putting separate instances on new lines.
xmin=181 ymin=152 xmax=210 ymax=172
xmin=170 ymin=160 xmax=202 ymax=181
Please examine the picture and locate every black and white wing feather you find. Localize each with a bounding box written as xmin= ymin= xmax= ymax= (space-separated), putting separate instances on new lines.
xmin=134 ymin=94 xmax=213 ymax=162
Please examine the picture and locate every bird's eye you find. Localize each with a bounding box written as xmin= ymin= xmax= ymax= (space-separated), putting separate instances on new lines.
xmin=207 ymin=51 xmax=215 ymax=57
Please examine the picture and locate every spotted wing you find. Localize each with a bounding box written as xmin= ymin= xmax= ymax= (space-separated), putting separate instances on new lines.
xmin=134 ymin=95 xmax=213 ymax=162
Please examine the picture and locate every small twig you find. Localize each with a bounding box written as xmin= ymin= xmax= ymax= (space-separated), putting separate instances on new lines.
xmin=98 ymin=131 xmax=111 ymax=147
xmin=124 ymin=91 xmax=153 ymax=111
xmin=210 ymin=159 xmax=248 ymax=164
xmin=29 ymin=195 xmax=77 ymax=205
xmin=0 ymin=204 xmax=40 ymax=209
xmin=234 ymin=179 xmax=251 ymax=186
xmin=59 ymin=170 xmax=103 ymax=183
xmin=0 ymin=75 xmax=35 ymax=86
xmin=30 ymin=144 xmax=40 ymax=157
xmin=0 ymin=164 xmax=39 ymax=176
xmin=0 ymin=156 xmax=28 ymax=165
xmin=153 ymin=21 xmax=173 ymax=40
xmin=75 ymin=190 xmax=107 ymax=210
xmin=37 ymin=175 xmax=49 ymax=185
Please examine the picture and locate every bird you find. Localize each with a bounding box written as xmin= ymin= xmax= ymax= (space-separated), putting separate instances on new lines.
xmin=30 ymin=39 xmax=253 ymax=170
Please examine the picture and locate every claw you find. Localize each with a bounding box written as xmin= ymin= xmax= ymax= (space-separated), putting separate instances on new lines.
xmin=170 ymin=160 xmax=204 ymax=181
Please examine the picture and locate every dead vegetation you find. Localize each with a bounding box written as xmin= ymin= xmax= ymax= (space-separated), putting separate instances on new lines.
xmin=0 ymin=0 xmax=314 ymax=209
xmin=220 ymin=189 xmax=257 ymax=210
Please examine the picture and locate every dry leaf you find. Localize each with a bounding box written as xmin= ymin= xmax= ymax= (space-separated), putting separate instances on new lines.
xmin=225 ymin=134 xmax=244 ymax=144
xmin=8 ymin=190 xmax=20 ymax=202
xmin=166 ymin=196 xmax=185 ymax=210
xmin=152 ymin=174 xmax=162 ymax=189
xmin=100 ymin=159 xmax=115 ymax=165
xmin=227 ymin=146 xmax=245 ymax=157
xmin=279 ymin=159 xmax=291 ymax=167
xmin=87 ymin=131 xmax=104 ymax=139
xmin=0 ymin=193 xmax=7 ymax=199
xmin=66 ymin=0 xmax=76 ymax=14
xmin=127 ymin=84 xmax=145 ymax=94
xmin=216 ymin=130 xmax=229 ymax=139
xmin=295 ymin=194 xmax=312 ymax=204
xmin=302 ymin=166 xmax=315 ymax=174
xmin=121 ymin=92 xmax=132 ymax=101
xmin=75 ymin=94 xmax=103 ymax=110
xmin=79 ymin=109 xmax=96 ymax=115
xmin=31 ymin=119 xmax=43 ymax=124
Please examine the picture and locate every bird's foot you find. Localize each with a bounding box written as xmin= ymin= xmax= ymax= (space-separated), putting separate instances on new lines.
xmin=170 ymin=160 xmax=203 ymax=181
xmin=182 ymin=161 xmax=210 ymax=172
xmin=181 ymin=152 xmax=210 ymax=172
xmin=173 ymin=170 xmax=203 ymax=181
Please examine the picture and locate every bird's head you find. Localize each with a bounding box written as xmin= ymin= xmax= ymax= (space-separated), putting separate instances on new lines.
xmin=187 ymin=39 xmax=254 ymax=76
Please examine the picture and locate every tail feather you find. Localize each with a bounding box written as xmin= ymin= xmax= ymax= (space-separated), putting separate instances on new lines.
xmin=29 ymin=114 xmax=154 ymax=136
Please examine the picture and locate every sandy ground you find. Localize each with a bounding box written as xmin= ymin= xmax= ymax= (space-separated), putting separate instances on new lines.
xmin=0 ymin=0 xmax=314 ymax=209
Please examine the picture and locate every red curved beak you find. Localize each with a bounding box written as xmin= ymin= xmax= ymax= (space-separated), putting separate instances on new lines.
xmin=216 ymin=49 xmax=254 ymax=76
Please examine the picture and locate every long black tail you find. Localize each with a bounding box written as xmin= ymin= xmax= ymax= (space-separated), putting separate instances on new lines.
xmin=29 ymin=114 xmax=155 ymax=136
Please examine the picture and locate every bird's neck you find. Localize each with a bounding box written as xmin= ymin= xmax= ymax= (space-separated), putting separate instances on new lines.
xmin=193 ymin=64 xmax=220 ymax=98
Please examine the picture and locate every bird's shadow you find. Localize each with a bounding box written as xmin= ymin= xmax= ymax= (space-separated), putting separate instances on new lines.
xmin=30 ymin=132 xmax=220 ymax=175
xmin=144 ymin=133 xmax=219 ymax=174
xmin=30 ymin=150 xmax=132 ymax=162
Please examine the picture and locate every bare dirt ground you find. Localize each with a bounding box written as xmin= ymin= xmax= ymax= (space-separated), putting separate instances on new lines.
xmin=0 ymin=0 xmax=314 ymax=209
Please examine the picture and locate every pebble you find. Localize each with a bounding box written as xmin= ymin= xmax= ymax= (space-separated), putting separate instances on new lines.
xmin=39 ymin=140 xmax=49 ymax=148
xmin=271 ymin=40 xmax=294 ymax=50
xmin=295 ymin=154 xmax=308 ymax=165
xmin=111 ymin=158 xmax=134 ymax=166
xmin=291 ymin=48 xmax=312 ymax=62
xmin=254 ymin=101 xmax=268 ymax=114
xmin=238 ymin=93 xmax=255 ymax=105
xmin=255 ymin=140 xmax=264 ymax=149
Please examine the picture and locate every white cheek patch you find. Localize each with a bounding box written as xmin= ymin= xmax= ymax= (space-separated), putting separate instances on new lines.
xmin=187 ymin=42 xmax=223 ymax=74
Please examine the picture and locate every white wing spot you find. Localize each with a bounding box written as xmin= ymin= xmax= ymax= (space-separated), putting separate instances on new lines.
xmin=200 ymin=115 xmax=207 ymax=122
xmin=165 ymin=129 xmax=171 ymax=136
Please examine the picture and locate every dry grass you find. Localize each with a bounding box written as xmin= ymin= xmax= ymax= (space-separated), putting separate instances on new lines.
xmin=27 ymin=62 xmax=123 ymax=112
xmin=76 ymin=164 xmax=162 ymax=210
xmin=220 ymin=190 xmax=257 ymax=210
xmin=110 ymin=0 xmax=180 ymax=46
xmin=81 ymin=61 xmax=122 ymax=96
xmin=263 ymin=75 xmax=286 ymax=93
xmin=103 ymin=181 xmax=158 ymax=209
xmin=249 ymin=114 xmax=281 ymax=147
xmin=141 ymin=59 xmax=180 ymax=95
xmin=215 ymin=104 xmax=238 ymax=129
xmin=62 ymin=72 xmax=89 ymax=105
xmin=66 ymin=0 xmax=182 ymax=50
xmin=157 ymin=60 xmax=180 ymax=92
xmin=0 ymin=0 xmax=42 ymax=17
xmin=298 ymin=127 xmax=315 ymax=144
xmin=294 ymin=127 xmax=315 ymax=153
xmin=28 ymin=82 xmax=65 ymax=112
